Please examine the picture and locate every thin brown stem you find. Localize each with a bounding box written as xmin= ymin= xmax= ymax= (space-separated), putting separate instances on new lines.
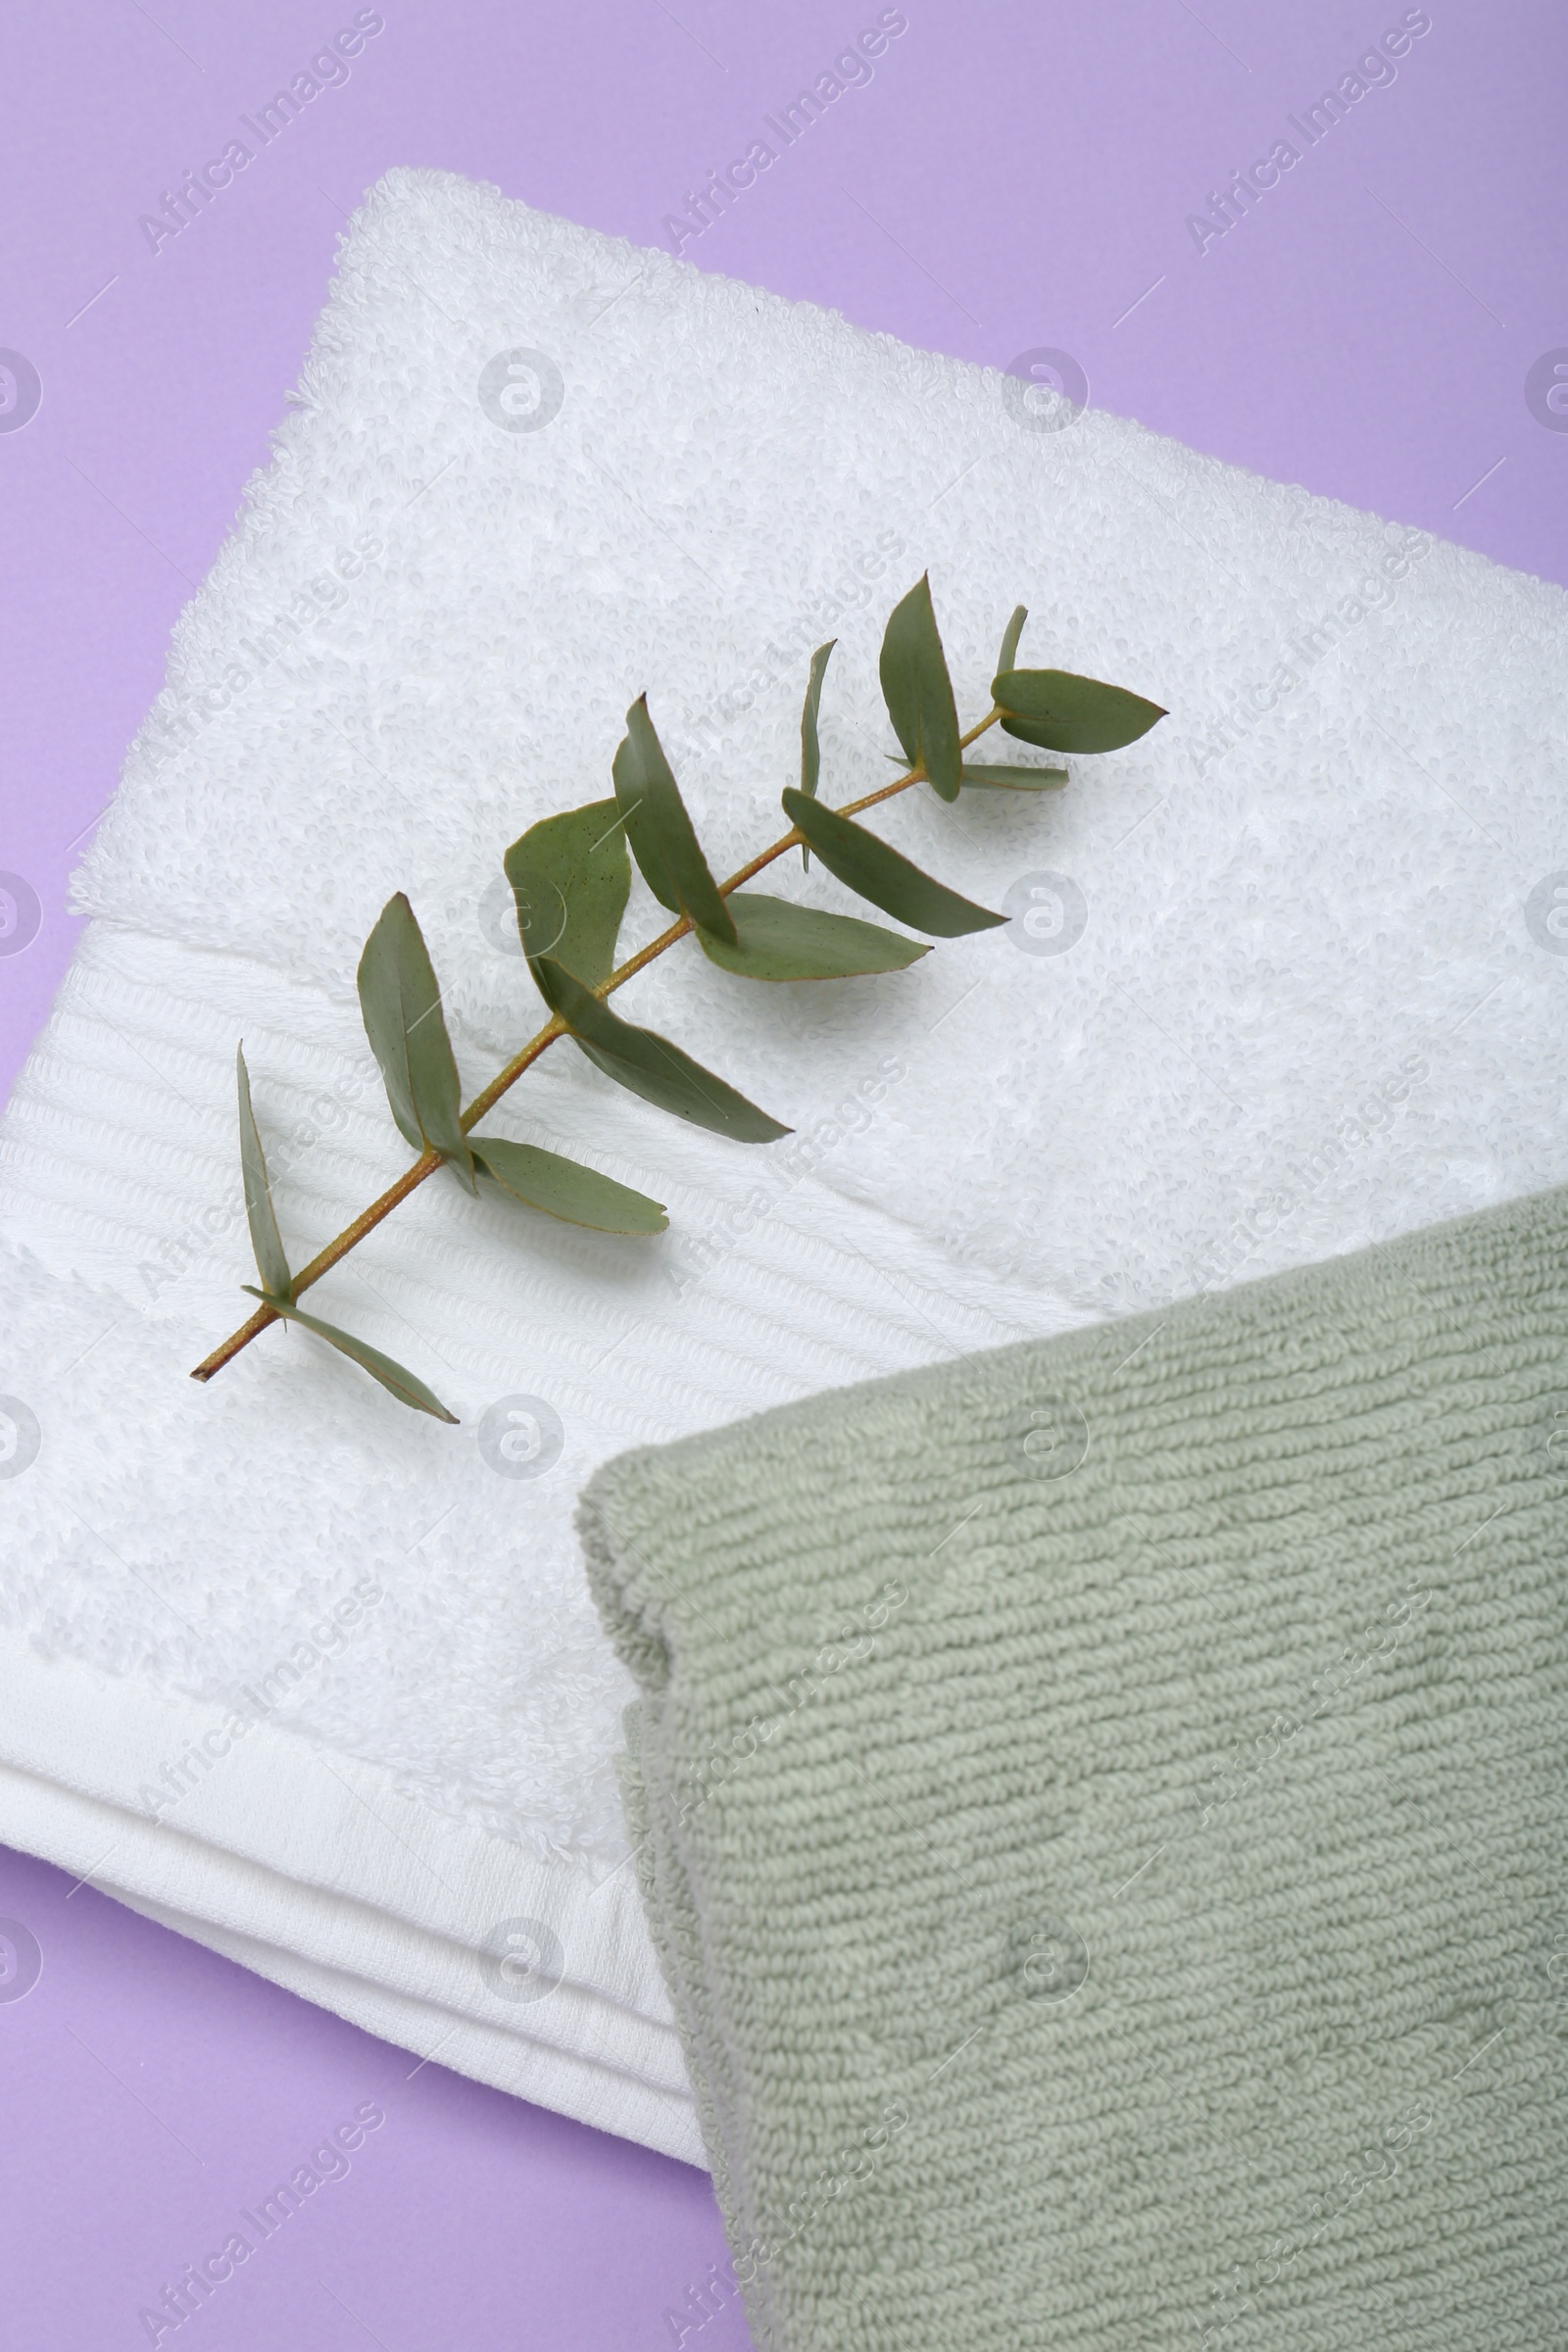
xmin=191 ymin=710 xmax=1002 ymax=1382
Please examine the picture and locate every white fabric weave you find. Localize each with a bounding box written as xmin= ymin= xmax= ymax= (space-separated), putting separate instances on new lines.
xmin=1 ymin=167 xmax=1563 ymax=2163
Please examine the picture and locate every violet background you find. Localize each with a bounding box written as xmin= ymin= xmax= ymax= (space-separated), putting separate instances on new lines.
xmin=0 ymin=3 xmax=1563 ymax=2345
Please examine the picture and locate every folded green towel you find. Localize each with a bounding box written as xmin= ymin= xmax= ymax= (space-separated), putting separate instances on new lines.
xmin=579 ymin=1189 xmax=1567 ymax=2350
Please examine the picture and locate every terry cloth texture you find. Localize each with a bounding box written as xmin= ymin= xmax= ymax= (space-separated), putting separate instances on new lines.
xmin=1 ymin=165 xmax=1566 ymax=2161
xmin=580 ymin=1185 xmax=1568 ymax=2352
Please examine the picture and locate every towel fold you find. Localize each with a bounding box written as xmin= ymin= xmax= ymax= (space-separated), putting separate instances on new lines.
xmin=2 ymin=164 xmax=1565 ymax=2161
xmin=580 ymin=1183 xmax=1568 ymax=2349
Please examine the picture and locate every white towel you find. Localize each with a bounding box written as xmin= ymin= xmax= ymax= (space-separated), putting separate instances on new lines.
xmin=1 ymin=167 xmax=1563 ymax=2167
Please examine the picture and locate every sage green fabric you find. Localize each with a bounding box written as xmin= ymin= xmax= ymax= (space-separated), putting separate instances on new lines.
xmin=579 ymin=1188 xmax=1568 ymax=2350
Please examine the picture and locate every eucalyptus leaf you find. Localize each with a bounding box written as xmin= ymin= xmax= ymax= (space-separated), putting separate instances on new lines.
xmin=695 ymin=893 xmax=929 ymax=982
xmin=357 ymin=895 xmax=475 ymax=1189
xmin=469 ymin=1136 xmax=667 ymax=1235
xmin=612 ymin=698 xmax=736 ymax=944
xmin=960 ymin=762 xmax=1069 ymax=791
xmin=242 ymin=1287 xmax=458 ymax=1421
xmin=879 ymin=575 xmax=962 ymax=802
xmin=781 ymin=789 xmax=1004 ymax=938
xmin=503 ymin=799 xmax=630 ymax=986
xmin=992 ymin=667 xmax=1166 ymax=755
xmin=997 ymin=604 xmax=1028 ymax=676
xmin=530 ymin=956 xmax=789 ymax=1143
xmin=799 ymin=638 xmax=835 ymax=870
xmin=235 ymin=1044 xmax=292 ymax=1301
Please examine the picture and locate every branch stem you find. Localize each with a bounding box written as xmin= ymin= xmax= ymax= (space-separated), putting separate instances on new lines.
xmin=191 ymin=710 xmax=1002 ymax=1382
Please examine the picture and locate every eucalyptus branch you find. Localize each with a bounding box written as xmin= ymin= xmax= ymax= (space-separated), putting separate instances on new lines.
xmin=190 ymin=730 xmax=987 ymax=1383
xmin=191 ymin=580 xmax=1166 ymax=1419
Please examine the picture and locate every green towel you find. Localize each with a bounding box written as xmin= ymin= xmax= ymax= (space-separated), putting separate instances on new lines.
xmin=579 ymin=1189 xmax=1567 ymax=2350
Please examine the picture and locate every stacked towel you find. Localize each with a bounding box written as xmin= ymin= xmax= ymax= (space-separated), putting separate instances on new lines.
xmin=0 ymin=166 xmax=1564 ymax=2162
xmin=580 ymin=1184 xmax=1568 ymax=2348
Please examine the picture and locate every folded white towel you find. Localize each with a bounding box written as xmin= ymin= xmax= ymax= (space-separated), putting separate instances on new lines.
xmin=2 ymin=167 xmax=1563 ymax=2165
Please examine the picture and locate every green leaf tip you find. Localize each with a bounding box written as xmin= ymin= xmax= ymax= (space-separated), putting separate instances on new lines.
xmin=242 ymin=1288 xmax=459 ymax=1422
xmin=696 ymin=893 xmax=928 ymax=982
xmin=998 ymin=605 xmax=1028 ymax=676
xmin=469 ymin=1135 xmax=667 ymax=1235
xmin=357 ymin=894 xmax=476 ymax=1190
xmin=612 ymin=697 xmax=737 ymax=944
xmin=503 ymin=798 xmax=630 ymax=987
xmin=799 ymin=639 xmax=836 ymax=869
xmin=879 ymin=574 xmax=962 ymax=802
xmin=530 ymin=956 xmax=790 ymax=1143
xmin=959 ymin=762 xmax=1069 ymax=791
xmin=991 ymin=667 xmax=1166 ymax=756
xmin=781 ymin=790 xmax=1005 ymax=937
xmin=235 ymin=1044 xmax=293 ymax=1303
